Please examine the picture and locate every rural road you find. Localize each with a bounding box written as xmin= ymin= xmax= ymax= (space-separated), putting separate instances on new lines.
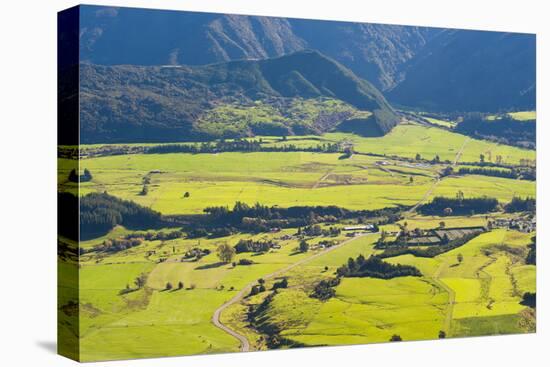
xmin=211 ymin=232 xmax=377 ymax=352
xmin=407 ymin=136 xmax=470 ymax=214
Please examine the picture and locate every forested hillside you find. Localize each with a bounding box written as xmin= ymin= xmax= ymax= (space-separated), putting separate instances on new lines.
xmin=79 ymin=50 xmax=399 ymax=143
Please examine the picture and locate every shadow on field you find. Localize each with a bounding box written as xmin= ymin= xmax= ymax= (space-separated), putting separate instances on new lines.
xmin=36 ymin=340 xmax=57 ymax=354
xmin=195 ymin=262 xmax=226 ymax=270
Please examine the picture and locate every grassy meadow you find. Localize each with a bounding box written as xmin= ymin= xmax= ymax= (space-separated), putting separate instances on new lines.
xmin=60 ymin=121 xmax=536 ymax=361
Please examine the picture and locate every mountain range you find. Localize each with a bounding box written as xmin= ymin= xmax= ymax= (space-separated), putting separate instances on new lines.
xmin=79 ymin=5 xmax=536 ymax=113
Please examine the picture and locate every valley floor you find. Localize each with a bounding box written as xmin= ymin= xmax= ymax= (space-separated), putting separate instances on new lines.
xmin=58 ymin=126 xmax=536 ymax=361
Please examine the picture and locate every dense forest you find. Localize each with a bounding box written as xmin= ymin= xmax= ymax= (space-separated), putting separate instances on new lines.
xmin=336 ymin=255 xmax=421 ymax=279
xmin=146 ymin=140 xmax=341 ymax=155
xmin=78 ymin=51 xmax=399 ymax=143
xmin=376 ymin=232 xmax=483 ymax=258
xmin=418 ymin=195 xmax=499 ymax=216
xmin=76 ymin=192 xmax=163 ymax=239
xmin=455 ymin=114 xmax=535 ymax=148
xmin=201 ymin=201 xmax=401 ymax=235
xmin=504 ymin=197 xmax=536 ymax=213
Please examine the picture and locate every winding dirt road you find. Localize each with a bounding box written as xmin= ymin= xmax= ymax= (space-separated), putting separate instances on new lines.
xmin=211 ymin=233 xmax=376 ymax=352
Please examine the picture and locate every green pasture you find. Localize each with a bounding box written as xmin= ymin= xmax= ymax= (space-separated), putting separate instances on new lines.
xmin=258 ymin=229 xmax=534 ymax=347
xmin=76 ymin=227 xmax=356 ymax=360
xmin=69 ymin=124 xmax=536 ymax=360
xmin=76 ymin=145 xmax=532 ymax=216
xmin=326 ymin=124 xmax=535 ymax=164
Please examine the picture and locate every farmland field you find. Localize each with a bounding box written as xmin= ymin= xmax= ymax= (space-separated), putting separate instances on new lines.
xmin=60 ymin=128 xmax=534 ymax=217
xmin=59 ymin=121 xmax=536 ymax=360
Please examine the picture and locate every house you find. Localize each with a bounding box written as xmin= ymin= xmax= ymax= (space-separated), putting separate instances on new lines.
xmin=343 ymin=224 xmax=376 ymax=232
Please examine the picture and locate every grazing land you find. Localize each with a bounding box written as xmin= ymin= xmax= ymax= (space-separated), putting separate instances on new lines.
xmin=58 ymin=119 xmax=536 ymax=361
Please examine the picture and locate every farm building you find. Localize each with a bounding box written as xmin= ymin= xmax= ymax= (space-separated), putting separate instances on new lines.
xmin=404 ymin=226 xmax=486 ymax=246
xmin=492 ymin=218 xmax=536 ymax=233
xmin=343 ymin=224 xmax=376 ymax=231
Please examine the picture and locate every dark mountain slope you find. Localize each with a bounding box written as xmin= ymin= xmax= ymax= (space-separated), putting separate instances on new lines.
xmin=78 ymin=5 xmax=536 ymax=114
xmin=79 ymin=5 xmax=436 ymax=90
xmin=388 ymin=30 xmax=536 ymax=112
xmin=78 ymin=50 xmax=399 ymax=143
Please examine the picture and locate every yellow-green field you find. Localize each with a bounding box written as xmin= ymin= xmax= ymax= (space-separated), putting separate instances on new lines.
xmin=61 ymin=124 xmax=536 ymax=361
xmin=253 ymin=229 xmax=535 ymax=346
xmin=61 ymin=128 xmax=535 ymax=216
xmin=73 ymin=227 xmax=358 ymax=360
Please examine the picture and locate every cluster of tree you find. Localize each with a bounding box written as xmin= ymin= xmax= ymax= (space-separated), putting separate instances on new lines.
xmin=336 ymin=254 xmax=421 ymax=279
xmin=120 ymin=272 xmax=148 ymax=295
xmin=458 ymin=167 xmax=515 ymax=179
xmin=455 ymin=113 xmax=535 ymax=148
xmin=145 ymin=139 xmax=341 ymax=155
xmin=140 ymin=175 xmax=151 ymax=196
xmin=457 ymin=167 xmax=535 ymax=181
xmin=249 ymin=278 xmax=267 ymax=296
xmin=310 ymin=277 xmax=341 ymax=301
xmin=417 ymin=194 xmax=499 ymax=216
xmin=236 ymin=258 xmax=255 ymax=266
xmin=376 ymin=232 xmax=482 ymax=258
xmin=504 ymin=197 xmax=536 ymax=213
xmin=93 ymin=237 xmax=142 ymax=253
xmin=216 ymin=243 xmax=236 ymax=263
xmin=526 ymin=236 xmax=536 ymax=265
xmin=298 ymin=225 xmax=341 ymax=237
xmin=298 ymin=240 xmax=309 ymax=253
xmin=78 ymin=192 xmax=163 ymax=239
xmin=318 ymin=240 xmax=338 ymax=248
xmin=186 ymin=228 xmax=210 ymax=239
xmin=234 ymin=239 xmax=277 ymax=254
xmin=68 ymin=168 xmax=93 ymax=183
xmin=165 ymin=281 xmax=185 ymax=291
xmin=125 ymin=230 xmax=183 ymax=241
xmin=182 ymin=248 xmax=211 ymax=261
xmin=202 ymin=201 xmax=402 ymax=235
xmin=272 ymin=278 xmax=288 ymax=290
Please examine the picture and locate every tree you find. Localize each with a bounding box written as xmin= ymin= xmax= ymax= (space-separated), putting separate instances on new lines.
xmin=183 ymin=191 xmax=190 ymax=198
xmin=68 ymin=169 xmax=79 ymax=183
xmin=134 ymin=273 xmax=148 ymax=289
xmin=83 ymin=168 xmax=93 ymax=181
xmin=457 ymin=253 xmax=464 ymax=263
xmin=258 ymin=278 xmax=265 ymax=285
xmin=178 ymin=281 xmax=184 ymax=290
xmin=441 ymin=166 xmax=454 ymax=177
xmin=409 ymin=176 xmax=414 ymax=184
xmin=456 ymin=190 xmax=465 ymax=201
xmin=390 ymin=334 xmax=402 ymax=342
xmin=273 ymin=278 xmax=288 ymax=290
xmin=165 ymin=282 xmax=173 ymax=290
xmin=415 ymin=153 xmax=422 ymax=161
xmin=216 ymin=243 xmax=236 ymax=263
xmin=438 ymin=330 xmax=446 ymax=339
xmin=439 ymin=221 xmax=446 ymax=229
xmin=299 ymin=240 xmax=309 ymax=253
xmin=479 ymin=153 xmax=485 ymax=163
xmin=140 ymin=185 xmax=149 ymax=196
